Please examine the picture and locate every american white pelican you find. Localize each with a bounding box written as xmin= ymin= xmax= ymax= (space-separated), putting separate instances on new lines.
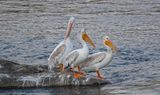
xmin=60 ymin=29 xmax=96 ymax=74
xmin=48 ymin=17 xmax=75 ymax=71
xmin=80 ymin=36 xmax=117 ymax=79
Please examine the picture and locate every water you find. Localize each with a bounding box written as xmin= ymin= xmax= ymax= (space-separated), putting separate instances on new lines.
xmin=0 ymin=0 xmax=160 ymax=94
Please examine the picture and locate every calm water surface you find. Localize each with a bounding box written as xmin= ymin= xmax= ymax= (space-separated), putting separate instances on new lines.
xmin=0 ymin=0 xmax=160 ymax=95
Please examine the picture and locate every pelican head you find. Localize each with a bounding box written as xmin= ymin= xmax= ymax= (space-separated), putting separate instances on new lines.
xmin=65 ymin=17 xmax=75 ymax=39
xmin=103 ymin=36 xmax=117 ymax=53
xmin=81 ymin=29 xmax=96 ymax=48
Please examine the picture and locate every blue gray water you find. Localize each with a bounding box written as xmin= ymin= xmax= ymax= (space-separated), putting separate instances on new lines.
xmin=0 ymin=0 xmax=160 ymax=95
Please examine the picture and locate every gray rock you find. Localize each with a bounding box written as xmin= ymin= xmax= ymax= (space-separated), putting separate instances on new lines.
xmin=0 ymin=59 xmax=110 ymax=88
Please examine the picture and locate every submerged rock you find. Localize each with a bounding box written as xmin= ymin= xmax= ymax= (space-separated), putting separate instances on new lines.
xmin=0 ymin=59 xmax=110 ymax=88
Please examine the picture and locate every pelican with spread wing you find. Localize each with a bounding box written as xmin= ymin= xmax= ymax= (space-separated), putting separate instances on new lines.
xmin=60 ymin=29 xmax=96 ymax=75
xmin=80 ymin=36 xmax=117 ymax=79
xmin=48 ymin=17 xmax=75 ymax=71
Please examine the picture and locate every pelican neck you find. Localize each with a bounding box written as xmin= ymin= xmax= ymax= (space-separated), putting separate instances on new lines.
xmin=105 ymin=45 xmax=112 ymax=54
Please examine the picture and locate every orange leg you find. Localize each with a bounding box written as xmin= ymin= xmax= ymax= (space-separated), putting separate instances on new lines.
xmin=59 ymin=64 xmax=65 ymax=73
xmin=77 ymin=66 xmax=86 ymax=76
xmin=96 ymin=69 xmax=105 ymax=80
xmin=77 ymin=66 xmax=81 ymax=72
xmin=73 ymin=72 xmax=83 ymax=79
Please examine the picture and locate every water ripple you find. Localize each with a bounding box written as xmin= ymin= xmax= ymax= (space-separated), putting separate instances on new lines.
xmin=0 ymin=0 xmax=160 ymax=94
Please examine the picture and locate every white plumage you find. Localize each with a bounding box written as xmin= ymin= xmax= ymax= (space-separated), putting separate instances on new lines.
xmin=48 ymin=17 xmax=75 ymax=70
xmin=80 ymin=36 xmax=117 ymax=79
xmin=62 ymin=29 xmax=96 ymax=73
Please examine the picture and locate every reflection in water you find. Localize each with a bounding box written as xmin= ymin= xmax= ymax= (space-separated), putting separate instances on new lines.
xmin=0 ymin=83 xmax=160 ymax=95
xmin=0 ymin=0 xmax=160 ymax=95
xmin=0 ymin=86 xmax=104 ymax=95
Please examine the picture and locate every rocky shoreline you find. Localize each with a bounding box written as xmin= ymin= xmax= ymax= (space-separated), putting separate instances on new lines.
xmin=0 ymin=59 xmax=110 ymax=88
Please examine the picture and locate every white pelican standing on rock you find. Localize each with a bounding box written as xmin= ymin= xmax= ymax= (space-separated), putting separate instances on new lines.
xmin=79 ymin=36 xmax=117 ymax=80
xmin=48 ymin=17 xmax=75 ymax=71
xmin=60 ymin=29 xmax=96 ymax=76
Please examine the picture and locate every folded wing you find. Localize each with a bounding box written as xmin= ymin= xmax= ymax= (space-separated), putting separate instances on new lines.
xmin=63 ymin=51 xmax=79 ymax=68
xmin=48 ymin=44 xmax=66 ymax=64
xmin=80 ymin=52 xmax=106 ymax=67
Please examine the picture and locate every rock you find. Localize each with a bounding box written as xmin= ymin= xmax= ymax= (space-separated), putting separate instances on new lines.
xmin=0 ymin=59 xmax=110 ymax=88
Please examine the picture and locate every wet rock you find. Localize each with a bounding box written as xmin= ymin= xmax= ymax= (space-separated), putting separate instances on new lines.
xmin=0 ymin=59 xmax=110 ymax=88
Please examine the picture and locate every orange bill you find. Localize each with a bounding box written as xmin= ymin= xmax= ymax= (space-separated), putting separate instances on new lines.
xmin=82 ymin=33 xmax=96 ymax=48
xmin=104 ymin=39 xmax=117 ymax=53
xmin=64 ymin=17 xmax=75 ymax=39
